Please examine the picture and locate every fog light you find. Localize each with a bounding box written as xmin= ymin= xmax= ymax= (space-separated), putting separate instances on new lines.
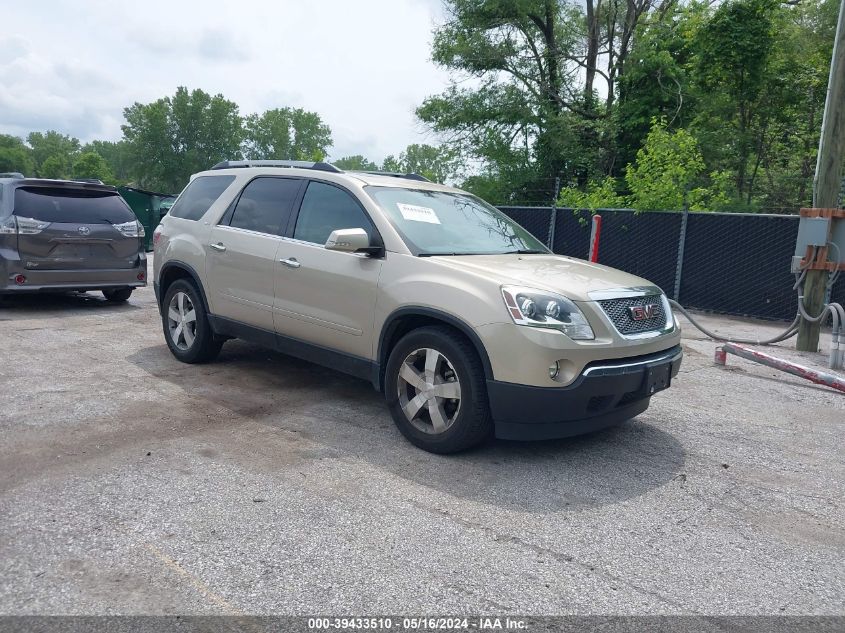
xmin=549 ymin=361 xmax=560 ymax=380
xmin=14 ymin=274 xmax=26 ymax=285
xmin=137 ymin=272 xmax=146 ymax=281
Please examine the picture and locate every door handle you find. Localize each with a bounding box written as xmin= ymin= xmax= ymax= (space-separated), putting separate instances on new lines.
xmin=209 ymin=242 xmax=226 ymax=252
xmin=279 ymin=257 xmax=301 ymax=269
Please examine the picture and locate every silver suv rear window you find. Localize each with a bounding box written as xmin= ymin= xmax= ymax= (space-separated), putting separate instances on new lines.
xmin=13 ymin=187 xmax=135 ymax=224
xmin=169 ymin=175 xmax=235 ymax=221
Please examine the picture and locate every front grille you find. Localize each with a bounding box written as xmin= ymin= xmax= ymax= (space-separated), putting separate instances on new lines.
xmin=598 ymin=295 xmax=666 ymax=335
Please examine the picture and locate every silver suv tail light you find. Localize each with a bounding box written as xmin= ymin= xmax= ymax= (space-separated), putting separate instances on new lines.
xmin=113 ymin=220 xmax=145 ymax=238
xmin=0 ymin=216 xmax=50 ymax=235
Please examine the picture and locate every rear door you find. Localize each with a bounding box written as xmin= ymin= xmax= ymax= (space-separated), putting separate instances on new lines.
xmin=205 ymin=176 xmax=304 ymax=331
xmin=12 ymin=186 xmax=139 ymax=271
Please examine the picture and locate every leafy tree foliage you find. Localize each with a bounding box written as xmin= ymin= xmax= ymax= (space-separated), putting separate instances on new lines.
xmin=381 ymin=144 xmax=460 ymax=183
xmin=39 ymin=155 xmax=68 ymax=180
xmin=332 ymin=155 xmax=380 ymax=171
xmin=417 ymin=0 xmax=666 ymax=201
xmin=71 ymin=151 xmax=115 ymax=183
xmin=558 ymin=176 xmax=625 ymax=211
xmin=242 ymin=108 xmax=331 ymax=161
xmin=0 ymin=135 xmax=35 ymax=175
xmin=122 ymin=87 xmax=243 ymax=192
xmin=26 ymin=131 xmax=80 ymax=178
xmin=82 ymin=140 xmax=133 ymax=183
xmin=420 ymin=0 xmax=838 ymax=212
xmin=625 ymin=119 xmax=731 ymax=211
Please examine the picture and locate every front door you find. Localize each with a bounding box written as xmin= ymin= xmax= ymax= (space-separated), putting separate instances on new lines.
xmin=273 ymin=180 xmax=383 ymax=359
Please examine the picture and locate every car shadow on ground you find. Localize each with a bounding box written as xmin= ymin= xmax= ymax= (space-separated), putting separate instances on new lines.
xmin=127 ymin=339 xmax=686 ymax=514
xmin=0 ymin=291 xmax=143 ymax=317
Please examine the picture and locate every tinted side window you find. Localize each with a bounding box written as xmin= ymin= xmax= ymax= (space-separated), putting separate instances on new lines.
xmin=293 ymin=181 xmax=373 ymax=245
xmin=169 ymin=175 xmax=235 ymax=221
xmin=228 ymin=177 xmax=302 ymax=235
xmin=13 ymin=187 xmax=135 ymax=224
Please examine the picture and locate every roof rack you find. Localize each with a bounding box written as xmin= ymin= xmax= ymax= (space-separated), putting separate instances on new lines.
xmin=352 ymin=170 xmax=431 ymax=182
xmin=210 ymin=160 xmax=341 ymax=173
xmin=72 ymin=178 xmax=104 ymax=185
xmin=0 ymin=172 xmax=25 ymax=179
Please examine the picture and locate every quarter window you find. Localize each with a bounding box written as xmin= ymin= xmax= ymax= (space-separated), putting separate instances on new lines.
xmin=228 ymin=177 xmax=302 ymax=235
xmin=169 ymin=176 xmax=235 ymax=221
xmin=293 ymin=181 xmax=374 ymax=245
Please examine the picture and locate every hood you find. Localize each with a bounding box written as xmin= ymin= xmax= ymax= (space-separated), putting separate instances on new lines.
xmin=430 ymin=254 xmax=659 ymax=302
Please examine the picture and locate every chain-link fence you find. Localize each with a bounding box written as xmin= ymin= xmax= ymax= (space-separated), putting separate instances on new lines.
xmin=499 ymin=206 xmax=845 ymax=321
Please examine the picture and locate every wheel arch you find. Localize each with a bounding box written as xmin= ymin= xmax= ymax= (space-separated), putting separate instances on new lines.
xmin=158 ymin=260 xmax=211 ymax=316
xmin=377 ymin=307 xmax=493 ymax=392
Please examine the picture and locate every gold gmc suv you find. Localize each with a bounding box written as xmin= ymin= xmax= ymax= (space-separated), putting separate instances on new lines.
xmin=153 ymin=160 xmax=682 ymax=453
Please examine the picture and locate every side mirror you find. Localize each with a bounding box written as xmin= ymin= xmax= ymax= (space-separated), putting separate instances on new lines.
xmin=325 ymin=228 xmax=372 ymax=253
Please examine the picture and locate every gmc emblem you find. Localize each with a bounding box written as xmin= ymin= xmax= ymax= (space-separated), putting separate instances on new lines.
xmin=628 ymin=304 xmax=656 ymax=321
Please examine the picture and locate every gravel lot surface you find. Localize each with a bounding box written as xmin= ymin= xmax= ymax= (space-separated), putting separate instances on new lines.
xmin=1 ymin=273 xmax=843 ymax=615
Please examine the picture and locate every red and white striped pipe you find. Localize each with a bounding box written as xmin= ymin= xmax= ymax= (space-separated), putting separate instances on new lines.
xmin=715 ymin=342 xmax=845 ymax=393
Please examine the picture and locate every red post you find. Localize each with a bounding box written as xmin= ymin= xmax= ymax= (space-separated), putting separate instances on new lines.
xmin=589 ymin=214 xmax=602 ymax=263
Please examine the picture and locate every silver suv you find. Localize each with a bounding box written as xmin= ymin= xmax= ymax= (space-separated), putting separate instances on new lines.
xmin=153 ymin=160 xmax=682 ymax=453
xmin=0 ymin=176 xmax=147 ymax=302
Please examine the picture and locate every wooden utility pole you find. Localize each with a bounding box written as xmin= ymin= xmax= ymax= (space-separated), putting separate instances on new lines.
xmin=797 ymin=0 xmax=845 ymax=352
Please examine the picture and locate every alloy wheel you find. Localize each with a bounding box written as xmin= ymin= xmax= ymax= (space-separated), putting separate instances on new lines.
xmin=167 ymin=291 xmax=197 ymax=351
xmin=397 ymin=347 xmax=462 ymax=434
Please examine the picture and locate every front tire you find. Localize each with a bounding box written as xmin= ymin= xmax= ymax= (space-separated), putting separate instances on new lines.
xmin=384 ymin=326 xmax=493 ymax=453
xmin=161 ymin=279 xmax=222 ymax=363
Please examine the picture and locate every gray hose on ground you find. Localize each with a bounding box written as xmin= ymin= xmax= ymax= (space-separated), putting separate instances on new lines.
xmin=668 ymin=299 xmax=800 ymax=345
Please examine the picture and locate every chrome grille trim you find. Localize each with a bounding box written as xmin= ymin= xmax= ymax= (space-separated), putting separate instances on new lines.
xmin=597 ymin=294 xmax=669 ymax=336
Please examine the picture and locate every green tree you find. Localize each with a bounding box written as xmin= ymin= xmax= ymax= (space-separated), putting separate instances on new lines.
xmin=332 ymin=155 xmax=380 ymax=171
xmin=83 ymin=140 xmax=133 ymax=183
xmin=693 ymin=0 xmax=778 ymax=201
xmin=39 ymin=155 xmax=68 ymax=180
xmin=624 ymin=118 xmax=730 ymax=211
xmin=242 ymin=108 xmax=331 ymax=161
xmin=557 ymin=176 xmax=625 ymax=211
xmin=417 ymin=0 xmax=662 ymax=202
xmin=382 ymin=144 xmax=460 ymax=183
xmin=0 ymin=134 xmax=35 ymax=175
xmin=122 ymin=87 xmax=243 ymax=192
xmin=71 ymin=151 xmax=115 ymax=183
xmin=26 ymin=131 xmax=80 ymax=177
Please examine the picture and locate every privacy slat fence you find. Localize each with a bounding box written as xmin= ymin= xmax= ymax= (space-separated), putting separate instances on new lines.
xmin=498 ymin=207 xmax=845 ymax=321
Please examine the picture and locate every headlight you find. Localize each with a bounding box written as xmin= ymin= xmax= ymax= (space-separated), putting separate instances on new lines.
xmin=501 ymin=285 xmax=595 ymax=340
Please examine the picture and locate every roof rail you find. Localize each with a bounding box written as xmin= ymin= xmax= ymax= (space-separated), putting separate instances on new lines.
xmin=72 ymin=178 xmax=104 ymax=185
xmin=210 ymin=160 xmax=341 ymax=173
xmin=350 ymin=170 xmax=431 ymax=182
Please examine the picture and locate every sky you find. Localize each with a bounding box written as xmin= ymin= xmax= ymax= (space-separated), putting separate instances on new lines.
xmin=0 ymin=0 xmax=452 ymax=164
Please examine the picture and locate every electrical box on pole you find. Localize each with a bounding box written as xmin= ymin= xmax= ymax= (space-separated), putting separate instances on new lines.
xmin=797 ymin=0 xmax=845 ymax=352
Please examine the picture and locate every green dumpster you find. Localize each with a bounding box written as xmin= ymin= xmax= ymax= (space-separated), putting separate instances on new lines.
xmin=118 ymin=186 xmax=177 ymax=251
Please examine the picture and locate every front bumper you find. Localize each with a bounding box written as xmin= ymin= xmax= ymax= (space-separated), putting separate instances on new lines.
xmin=488 ymin=345 xmax=682 ymax=440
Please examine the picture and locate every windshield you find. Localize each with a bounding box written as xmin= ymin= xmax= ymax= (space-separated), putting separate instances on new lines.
xmin=365 ymin=187 xmax=548 ymax=256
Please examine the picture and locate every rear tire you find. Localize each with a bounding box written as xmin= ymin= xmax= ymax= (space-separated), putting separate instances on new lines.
xmin=384 ymin=326 xmax=493 ymax=454
xmin=161 ymin=279 xmax=222 ymax=363
xmin=103 ymin=288 xmax=133 ymax=302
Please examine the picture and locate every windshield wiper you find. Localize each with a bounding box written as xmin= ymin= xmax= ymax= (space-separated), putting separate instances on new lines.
xmin=502 ymin=249 xmax=547 ymax=254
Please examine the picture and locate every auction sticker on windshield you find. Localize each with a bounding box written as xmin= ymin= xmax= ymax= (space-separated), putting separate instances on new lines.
xmin=397 ymin=203 xmax=441 ymax=224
